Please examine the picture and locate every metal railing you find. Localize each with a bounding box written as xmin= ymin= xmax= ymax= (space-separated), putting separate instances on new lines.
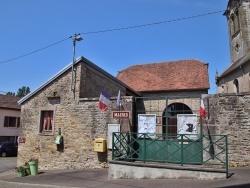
xmin=112 ymin=132 xmax=228 ymax=176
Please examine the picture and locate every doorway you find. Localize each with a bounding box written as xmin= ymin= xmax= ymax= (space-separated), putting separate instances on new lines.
xmin=162 ymin=103 xmax=193 ymax=136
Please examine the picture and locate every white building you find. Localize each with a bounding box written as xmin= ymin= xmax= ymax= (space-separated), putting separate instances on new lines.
xmin=0 ymin=94 xmax=21 ymax=143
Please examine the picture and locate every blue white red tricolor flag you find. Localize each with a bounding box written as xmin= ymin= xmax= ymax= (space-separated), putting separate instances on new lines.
xmin=200 ymin=96 xmax=206 ymax=119
xmin=116 ymin=90 xmax=121 ymax=108
xmin=99 ymin=90 xmax=111 ymax=111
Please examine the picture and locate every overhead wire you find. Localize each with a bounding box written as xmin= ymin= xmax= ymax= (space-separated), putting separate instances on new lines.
xmin=0 ymin=37 xmax=71 ymax=65
xmin=0 ymin=10 xmax=225 ymax=65
xmin=80 ymin=10 xmax=225 ymax=35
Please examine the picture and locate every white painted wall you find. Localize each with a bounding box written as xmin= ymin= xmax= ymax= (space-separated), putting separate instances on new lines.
xmin=0 ymin=108 xmax=21 ymax=136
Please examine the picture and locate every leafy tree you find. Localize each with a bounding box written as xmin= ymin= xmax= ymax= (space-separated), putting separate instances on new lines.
xmin=16 ymin=86 xmax=31 ymax=97
xmin=6 ymin=92 xmax=16 ymax=96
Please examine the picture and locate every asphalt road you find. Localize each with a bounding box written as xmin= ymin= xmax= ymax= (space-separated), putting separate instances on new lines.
xmin=0 ymin=157 xmax=16 ymax=173
xmin=1 ymin=157 xmax=250 ymax=188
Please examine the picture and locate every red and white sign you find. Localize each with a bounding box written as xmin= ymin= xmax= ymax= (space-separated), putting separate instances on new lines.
xmin=112 ymin=111 xmax=130 ymax=118
xmin=17 ymin=137 xmax=26 ymax=143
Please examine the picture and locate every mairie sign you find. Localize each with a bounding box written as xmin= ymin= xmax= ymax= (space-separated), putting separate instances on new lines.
xmin=112 ymin=111 xmax=130 ymax=118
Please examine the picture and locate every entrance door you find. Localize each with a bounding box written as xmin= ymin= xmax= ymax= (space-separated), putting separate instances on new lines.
xmin=163 ymin=103 xmax=193 ymax=136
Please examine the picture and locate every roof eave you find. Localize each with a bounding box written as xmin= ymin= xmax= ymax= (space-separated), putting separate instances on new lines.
xmin=0 ymin=107 xmax=21 ymax=111
xmin=138 ymin=87 xmax=209 ymax=93
xmin=18 ymin=56 xmax=140 ymax=104
xmin=217 ymin=52 xmax=250 ymax=79
xmin=18 ymin=57 xmax=83 ymax=105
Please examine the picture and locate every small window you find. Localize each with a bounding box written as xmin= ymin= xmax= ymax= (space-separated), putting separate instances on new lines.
xmin=235 ymin=9 xmax=240 ymax=32
xmin=230 ymin=10 xmax=240 ymax=37
xmin=221 ymin=85 xmax=225 ymax=93
xmin=233 ymin=79 xmax=239 ymax=93
xmin=4 ymin=117 xmax=20 ymax=128
xmin=40 ymin=111 xmax=54 ymax=133
xmin=230 ymin=16 xmax=235 ymax=35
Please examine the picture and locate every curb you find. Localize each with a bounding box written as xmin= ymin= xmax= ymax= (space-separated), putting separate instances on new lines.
xmin=0 ymin=179 xmax=82 ymax=188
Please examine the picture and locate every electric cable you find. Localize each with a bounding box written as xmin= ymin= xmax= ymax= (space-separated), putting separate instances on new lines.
xmin=0 ymin=37 xmax=71 ymax=64
xmin=0 ymin=10 xmax=225 ymax=65
xmin=81 ymin=10 xmax=225 ymax=35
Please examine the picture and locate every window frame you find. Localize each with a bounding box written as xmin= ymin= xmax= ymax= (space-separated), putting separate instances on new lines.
xmin=4 ymin=116 xmax=20 ymax=128
xmin=38 ymin=107 xmax=55 ymax=136
xmin=230 ymin=9 xmax=240 ymax=38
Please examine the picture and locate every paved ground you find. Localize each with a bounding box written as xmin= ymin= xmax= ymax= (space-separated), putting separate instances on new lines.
xmin=0 ymin=157 xmax=17 ymax=173
xmin=0 ymin=167 xmax=250 ymax=188
xmin=1 ymin=157 xmax=250 ymax=188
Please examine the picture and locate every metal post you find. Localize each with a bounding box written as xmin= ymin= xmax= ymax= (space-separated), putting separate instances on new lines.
xmin=70 ymin=33 xmax=83 ymax=91
xmin=181 ymin=134 xmax=183 ymax=166
xmin=112 ymin=132 xmax=114 ymax=160
xmin=226 ymin=135 xmax=229 ymax=178
xmin=201 ymin=116 xmax=204 ymax=164
xmin=143 ymin=134 xmax=146 ymax=163
xmin=70 ymin=35 xmax=76 ymax=91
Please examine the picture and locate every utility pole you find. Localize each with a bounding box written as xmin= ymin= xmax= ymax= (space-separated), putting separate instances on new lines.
xmin=70 ymin=33 xmax=83 ymax=91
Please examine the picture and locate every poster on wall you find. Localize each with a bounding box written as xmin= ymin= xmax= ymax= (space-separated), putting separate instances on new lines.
xmin=177 ymin=114 xmax=199 ymax=140
xmin=138 ymin=114 xmax=156 ymax=138
xmin=108 ymin=124 xmax=120 ymax=149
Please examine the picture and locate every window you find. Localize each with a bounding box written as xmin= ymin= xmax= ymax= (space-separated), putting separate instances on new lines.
xmin=40 ymin=111 xmax=54 ymax=133
xmin=233 ymin=79 xmax=239 ymax=93
xmin=4 ymin=116 xmax=20 ymax=128
xmin=163 ymin=103 xmax=193 ymax=137
xmin=221 ymin=85 xmax=225 ymax=94
xmin=234 ymin=9 xmax=240 ymax=32
xmin=230 ymin=10 xmax=240 ymax=37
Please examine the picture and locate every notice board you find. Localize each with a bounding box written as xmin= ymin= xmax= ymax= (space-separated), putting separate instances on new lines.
xmin=177 ymin=114 xmax=199 ymax=140
xmin=108 ymin=124 xmax=120 ymax=149
xmin=138 ymin=114 xmax=156 ymax=138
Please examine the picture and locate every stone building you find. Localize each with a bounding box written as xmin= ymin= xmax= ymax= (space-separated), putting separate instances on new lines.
xmin=216 ymin=0 xmax=250 ymax=93
xmin=117 ymin=59 xmax=209 ymax=136
xmin=17 ymin=57 xmax=209 ymax=170
xmin=210 ymin=0 xmax=250 ymax=167
xmin=17 ymin=57 xmax=139 ymax=169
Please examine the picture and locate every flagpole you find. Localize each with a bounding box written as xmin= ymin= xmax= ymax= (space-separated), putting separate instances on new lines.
xmin=119 ymin=103 xmax=121 ymax=125
xmin=117 ymin=90 xmax=121 ymax=126
xmin=200 ymin=95 xmax=214 ymax=159
xmin=205 ymin=119 xmax=215 ymax=159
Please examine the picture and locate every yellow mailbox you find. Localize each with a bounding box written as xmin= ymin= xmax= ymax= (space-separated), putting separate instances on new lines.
xmin=94 ymin=138 xmax=107 ymax=152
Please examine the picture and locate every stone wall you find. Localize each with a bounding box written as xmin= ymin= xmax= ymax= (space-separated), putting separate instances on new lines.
xmin=135 ymin=93 xmax=250 ymax=167
xmin=18 ymin=61 xmax=133 ymax=170
xmin=205 ymin=93 xmax=250 ymax=167
xmin=81 ymin=63 xmax=126 ymax=98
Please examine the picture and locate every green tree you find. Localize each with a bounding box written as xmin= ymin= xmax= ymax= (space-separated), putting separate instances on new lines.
xmin=6 ymin=92 xmax=16 ymax=96
xmin=16 ymin=86 xmax=30 ymax=97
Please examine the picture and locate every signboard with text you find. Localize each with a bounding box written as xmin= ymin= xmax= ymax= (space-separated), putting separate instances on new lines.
xmin=112 ymin=111 xmax=130 ymax=118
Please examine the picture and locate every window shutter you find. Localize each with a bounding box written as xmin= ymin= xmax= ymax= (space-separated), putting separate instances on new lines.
xmin=4 ymin=116 xmax=9 ymax=127
xmin=17 ymin=117 xmax=20 ymax=127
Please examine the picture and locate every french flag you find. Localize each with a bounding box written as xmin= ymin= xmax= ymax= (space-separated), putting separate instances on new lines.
xmin=200 ymin=96 xmax=206 ymax=119
xmin=116 ymin=90 xmax=121 ymax=108
xmin=99 ymin=90 xmax=111 ymax=111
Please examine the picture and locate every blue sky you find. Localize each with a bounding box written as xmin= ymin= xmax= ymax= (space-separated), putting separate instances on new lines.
xmin=0 ymin=0 xmax=230 ymax=95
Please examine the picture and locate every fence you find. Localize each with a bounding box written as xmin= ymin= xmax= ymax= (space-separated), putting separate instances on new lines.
xmin=112 ymin=132 xmax=228 ymax=176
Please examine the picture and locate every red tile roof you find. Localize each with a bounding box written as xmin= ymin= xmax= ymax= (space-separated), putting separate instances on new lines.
xmin=116 ymin=59 xmax=209 ymax=92
xmin=0 ymin=94 xmax=21 ymax=110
